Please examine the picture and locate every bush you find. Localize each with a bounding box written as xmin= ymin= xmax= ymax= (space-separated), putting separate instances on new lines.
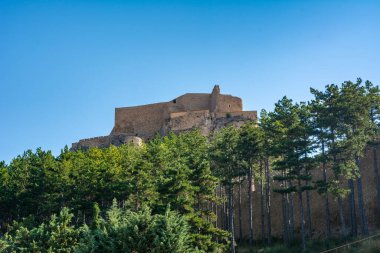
xmin=79 ymin=201 xmax=199 ymax=253
xmin=0 ymin=207 xmax=84 ymax=253
xmin=0 ymin=203 xmax=201 ymax=253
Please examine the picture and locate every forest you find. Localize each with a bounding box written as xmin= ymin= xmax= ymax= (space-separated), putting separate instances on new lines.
xmin=0 ymin=78 xmax=379 ymax=253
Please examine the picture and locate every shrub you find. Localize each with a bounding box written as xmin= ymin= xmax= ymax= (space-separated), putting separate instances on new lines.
xmin=78 ymin=201 xmax=198 ymax=252
xmin=0 ymin=207 xmax=84 ymax=253
xmin=0 ymin=203 xmax=200 ymax=253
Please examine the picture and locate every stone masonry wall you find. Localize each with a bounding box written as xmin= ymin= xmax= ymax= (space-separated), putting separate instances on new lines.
xmin=110 ymin=87 xmax=248 ymax=140
xmin=221 ymin=147 xmax=380 ymax=240
xmin=112 ymin=102 xmax=169 ymax=138
xmin=72 ymin=85 xmax=257 ymax=150
xmin=214 ymin=94 xmax=242 ymax=113
xmin=176 ymin=93 xmax=211 ymax=111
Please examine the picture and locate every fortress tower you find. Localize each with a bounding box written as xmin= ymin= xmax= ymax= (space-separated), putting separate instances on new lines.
xmin=72 ymin=86 xmax=257 ymax=149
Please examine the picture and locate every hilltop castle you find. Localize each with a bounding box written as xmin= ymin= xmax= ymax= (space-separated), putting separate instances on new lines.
xmin=72 ymin=85 xmax=257 ymax=149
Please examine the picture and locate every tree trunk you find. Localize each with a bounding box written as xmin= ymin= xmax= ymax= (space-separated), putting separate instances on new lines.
xmin=336 ymin=174 xmax=347 ymax=235
xmin=265 ymin=158 xmax=272 ymax=245
xmin=332 ymin=135 xmax=346 ymax=235
xmin=357 ymin=176 xmax=369 ymax=235
xmin=283 ymin=175 xmax=291 ymax=245
xmin=220 ymin=186 xmax=223 ymax=229
xmin=304 ymin=152 xmax=312 ymax=239
xmin=306 ymin=190 xmax=312 ymax=239
xmin=287 ymin=193 xmax=293 ymax=241
xmin=222 ymin=186 xmax=227 ymax=230
xmin=248 ymin=166 xmax=254 ymax=252
xmin=238 ymin=177 xmax=243 ymax=242
xmin=322 ymin=144 xmax=332 ymax=239
xmin=260 ymin=161 xmax=265 ymax=243
xmin=356 ymin=156 xmax=369 ymax=235
xmin=373 ymin=148 xmax=380 ymax=225
xmin=348 ymin=179 xmax=357 ymax=237
xmin=298 ymin=180 xmax=306 ymax=252
xmin=215 ymin=188 xmax=218 ymax=228
xmin=229 ymin=185 xmax=235 ymax=253
xmin=288 ymin=183 xmax=295 ymax=241
xmin=282 ymin=193 xmax=289 ymax=245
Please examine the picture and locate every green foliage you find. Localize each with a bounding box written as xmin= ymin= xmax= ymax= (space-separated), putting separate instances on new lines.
xmin=237 ymin=121 xmax=263 ymax=171
xmin=78 ymin=202 xmax=198 ymax=253
xmin=147 ymin=131 xmax=227 ymax=251
xmin=310 ymin=79 xmax=374 ymax=195
xmin=265 ymin=97 xmax=315 ymax=195
xmin=0 ymin=149 xmax=60 ymax=222
xmin=0 ymin=130 xmax=225 ymax=252
xmin=0 ymin=207 xmax=84 ymax=253
xmin=0 ymin=204 xmax=199 ymax=253
xmin=210 ymin=126 xmax=243 ymax=186
xmin=92 ymin=202 xmax=101 ymax=229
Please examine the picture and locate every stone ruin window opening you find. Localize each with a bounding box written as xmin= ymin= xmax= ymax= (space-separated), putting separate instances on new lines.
xmin=172 ymin=99 xmax=177 ymax=103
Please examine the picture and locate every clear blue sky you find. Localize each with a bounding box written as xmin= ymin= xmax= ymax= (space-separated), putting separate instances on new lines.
xmin=1 ymin=0 xmax=379 ymax=163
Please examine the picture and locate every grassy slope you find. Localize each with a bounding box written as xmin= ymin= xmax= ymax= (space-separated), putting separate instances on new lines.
xmin=236 ymin=236 xmax=380 ymax=253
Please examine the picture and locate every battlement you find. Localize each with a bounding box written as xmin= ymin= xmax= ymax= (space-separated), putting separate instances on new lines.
xmin=72 ymin=85 xmax=256 ymax=150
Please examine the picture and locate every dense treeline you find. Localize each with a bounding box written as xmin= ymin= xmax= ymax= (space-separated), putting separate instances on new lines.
xmin=0 ymin=79 xmax=379 ymax=252
xmin=0 ymin=131 xmax=229 ymax=252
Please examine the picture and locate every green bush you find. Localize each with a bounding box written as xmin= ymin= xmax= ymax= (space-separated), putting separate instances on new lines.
xmin=79 ymin=201 xmax=199 ymax=253
xmin=0 ymin=203 xmax=201 ymax=253
xmin=0 ymin=207 xmax=84 ymax=253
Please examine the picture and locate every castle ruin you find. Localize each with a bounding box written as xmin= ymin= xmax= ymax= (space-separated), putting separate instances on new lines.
xmin=72 ymin=85 xmax=257 ymax=149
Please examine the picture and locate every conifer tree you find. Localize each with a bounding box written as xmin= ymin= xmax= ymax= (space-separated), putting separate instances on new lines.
xmin=339 ymin=79 xmax=372 ymax=235
xmin=149 ymin=131 xmax=227 ymax=252
xmin=311 ymin=85 xmax=349 ymax=235
xmin=267 ymin=97 xmax=314 ymax=251
xmin=237 ymin=121 xmax=263 ymax=251
xmin=365 ymin=81 xmax=380 ymax=222
xmin=210 ymin=126 xmax=243 ymax=253
xmin=259 ymin=110 xmax=274 ymax=245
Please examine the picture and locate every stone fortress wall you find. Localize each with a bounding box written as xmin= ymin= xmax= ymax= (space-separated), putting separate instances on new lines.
xmin=230 ymin=147 xmax=380 ymax=240
xmin=72 ymin=85 xmax=257 ymax=149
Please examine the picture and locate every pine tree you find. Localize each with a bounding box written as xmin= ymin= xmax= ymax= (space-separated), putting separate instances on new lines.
xmin=365 ymin=81 xmax=380 ymax=224
xmin=311 ymin=85 xmax=349 ymax=236
xmin=149 ymin=131 xmax=227 ymax=252
xmin=210 ymin=126 xmax=243 ymax=253
xmin=267 ymin=97 xmax=314 ymax=251
xmin=339 ymin=79 xmax=372 ymax=235
xmin=237 ymin=121 xmax=263 ymax=251
xmin=260 ymin=110 xmax=273 ymax=245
